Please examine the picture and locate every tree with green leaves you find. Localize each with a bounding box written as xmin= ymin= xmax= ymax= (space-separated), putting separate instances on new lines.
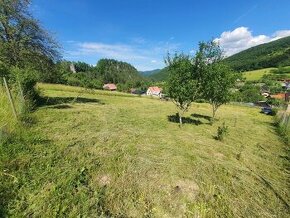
xmin=0 ymin=0 xmax=60 ymax=103
xmin=166 ymin=53 xmax=200 ymax=126
xmin=196 ymin=41 xmax=238 ymax=120
xmin=202 ymin=63 xmax=237 ymax=120
xmin=0 ymin=0 xmax=60 ymax=71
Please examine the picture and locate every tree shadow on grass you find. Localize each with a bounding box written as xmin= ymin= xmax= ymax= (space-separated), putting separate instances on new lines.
xmin=191 ymin=113 xmax=212 ymax=122
xmin=38 ymin=96 xmax=104 ymax=109
xmin=167 ymin=114 xmax=202 ymax=125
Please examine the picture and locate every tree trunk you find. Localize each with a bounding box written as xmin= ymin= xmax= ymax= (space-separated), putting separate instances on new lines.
xmin=179 ymin=112 xmax=183 ymax=127
xmin=212 ymin=105 xmax=218 ymax=124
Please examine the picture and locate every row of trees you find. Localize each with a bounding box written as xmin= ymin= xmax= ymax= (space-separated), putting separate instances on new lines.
xmin=166 ymin=41 xmax=238 ymax=125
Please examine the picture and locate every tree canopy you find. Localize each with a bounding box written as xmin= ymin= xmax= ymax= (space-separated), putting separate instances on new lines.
xmin=166 ymin=53 xmax=200 ymax=125
xmin=197 ymin=41 xmax=238 ymax=120
xmin=0 ymin=0 xmax=60 ymax=70
xmin=96 ymin=59 xmax=143 ymax=84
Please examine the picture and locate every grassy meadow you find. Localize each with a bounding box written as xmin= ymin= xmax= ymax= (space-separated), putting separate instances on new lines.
xmin=1 ymin=83 xmax=289 ymax=217
xmin=243 ymin=68 xmax=275 ymax=81
xmin=243 ymin=66 xmax=290 ymax=81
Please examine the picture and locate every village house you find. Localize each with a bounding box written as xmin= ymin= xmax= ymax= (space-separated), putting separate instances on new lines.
xmin=270 ymin=92 xmax=290 ymax=102
xmin=103 ymin=83 xmax=117 ymax=91
xmin=146 ymin=86 xmax=162 ymax=97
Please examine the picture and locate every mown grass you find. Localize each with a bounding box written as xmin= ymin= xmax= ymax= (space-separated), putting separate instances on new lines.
xmin=1 ymin=83 xmax=289 ymax=217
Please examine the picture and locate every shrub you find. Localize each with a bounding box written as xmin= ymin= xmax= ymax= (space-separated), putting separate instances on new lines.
xmin=215 ymin=122 xmax=229 ymax=141
xmin=10 ymin=67 xmax=40 ymax=106
xmin=270 ymin=108 xmax=278 ymax=116
xmin=65 ymin=73 xmax=103 ymax=90
xmin=267 ymin=98 xmax=285 ymax=107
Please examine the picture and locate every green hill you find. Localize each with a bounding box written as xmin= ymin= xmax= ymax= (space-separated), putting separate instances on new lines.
xmin=1 ymin=83 xmax=289 ymax=217
xmin=96 ymin=59 xmax=144 ymax=84
xmin=224 ymin=36 xmax=290 ymax=72
xmin=148 ymin=67 xmax=169 ymax=81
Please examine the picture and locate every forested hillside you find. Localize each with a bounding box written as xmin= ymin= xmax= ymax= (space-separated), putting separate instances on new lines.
xmin=54 ymin=59 xmax=149 ymax=91
xmin=96 ymin=59 xmax=143 ymax=84
xmin=147 ymin=67 xmax=169 ymax=81
xmin=224 ymin=36 xmax=290 ymax=71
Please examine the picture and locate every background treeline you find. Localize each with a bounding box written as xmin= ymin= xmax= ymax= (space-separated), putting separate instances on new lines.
xmin=53 ymin=59 xmax=151 ymax=92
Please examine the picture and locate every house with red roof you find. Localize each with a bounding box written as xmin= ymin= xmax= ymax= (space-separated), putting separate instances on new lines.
xmin=103 ymin=83 xmax=117 ymax=91
xmin=146 ymin=86 xmax=162 ymax=97
xmin=270 ymin=92 xmax=290 ymax=102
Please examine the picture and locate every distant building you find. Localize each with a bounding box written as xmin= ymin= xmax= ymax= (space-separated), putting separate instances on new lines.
xmin=270 ymin=92 xmax=290 ymax=101
xmin=146 ymin=86 xmax=162 ymax=96
xmin=103 ymin=83 xmax=117 ymax=91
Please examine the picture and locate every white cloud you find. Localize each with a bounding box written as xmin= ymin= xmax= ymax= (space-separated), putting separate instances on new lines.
xmin=215 ymin=27 xmax=290 ymax=56
xmin=78 ymin=42 xmax=147 ymax=60
xmin=64 ymin=39 xmax=180 ymax=71
xmin=271 ymin=30 xmax=290 ymax=41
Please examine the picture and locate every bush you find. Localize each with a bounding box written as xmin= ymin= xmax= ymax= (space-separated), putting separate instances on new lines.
xmin=8 ymin=67 xmax=40 ymax=110
xmin=270 ymin=108 xmax=278 ymax=116
xmin=275 ymin=112 xmax=290 ymax=144
xmin=215 ymin=122 xmax=229 ymax=141
xmin=239 ymin=83 xmax=264 ymax=103
xmin=0 ymin=62 xmax=9 ymax=77
xmin=267 ymin=98 xmax=285 ymax=107
xmin=65 ymin=73 xmax=103 ymax=90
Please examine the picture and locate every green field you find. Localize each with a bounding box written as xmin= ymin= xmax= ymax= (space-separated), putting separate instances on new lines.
xmin=243 ymin=68 xmax=275 ymax=81
xmin=1 ymin=83 xmax=289 ymax=217
xmin=243 ymin=67 xmax=290 ymax=81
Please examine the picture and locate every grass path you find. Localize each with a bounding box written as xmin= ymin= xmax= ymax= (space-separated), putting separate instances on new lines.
xmin=1 ymin=83 xmax=289 ymax=217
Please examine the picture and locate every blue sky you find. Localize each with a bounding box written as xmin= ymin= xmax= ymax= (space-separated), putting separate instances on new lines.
xmin=32 ymin=0 xmax=290 ymax=71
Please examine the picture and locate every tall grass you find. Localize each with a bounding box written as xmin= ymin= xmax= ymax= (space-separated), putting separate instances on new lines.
xmin=275 ymin=111 xmax=290 ymax=144
xmin=0 ymin=84 xmax=20 ymax=140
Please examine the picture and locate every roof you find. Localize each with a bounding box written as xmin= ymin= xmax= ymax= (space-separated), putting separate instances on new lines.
xmin=103 ymin=83 xmax=117 ymax=90
xmin=270 ymin=93 xmax=286 ymax=100
xmin=148 ymin=86 xmax=162 ymax=92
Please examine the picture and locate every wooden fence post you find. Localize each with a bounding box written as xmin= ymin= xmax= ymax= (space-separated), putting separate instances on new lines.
xmin=3 ymin=77 xmax=17 ymax=119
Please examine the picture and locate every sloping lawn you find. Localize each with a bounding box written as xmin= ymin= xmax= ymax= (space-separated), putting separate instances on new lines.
xmin=1 ymin=83 xmax=289 ymax=217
